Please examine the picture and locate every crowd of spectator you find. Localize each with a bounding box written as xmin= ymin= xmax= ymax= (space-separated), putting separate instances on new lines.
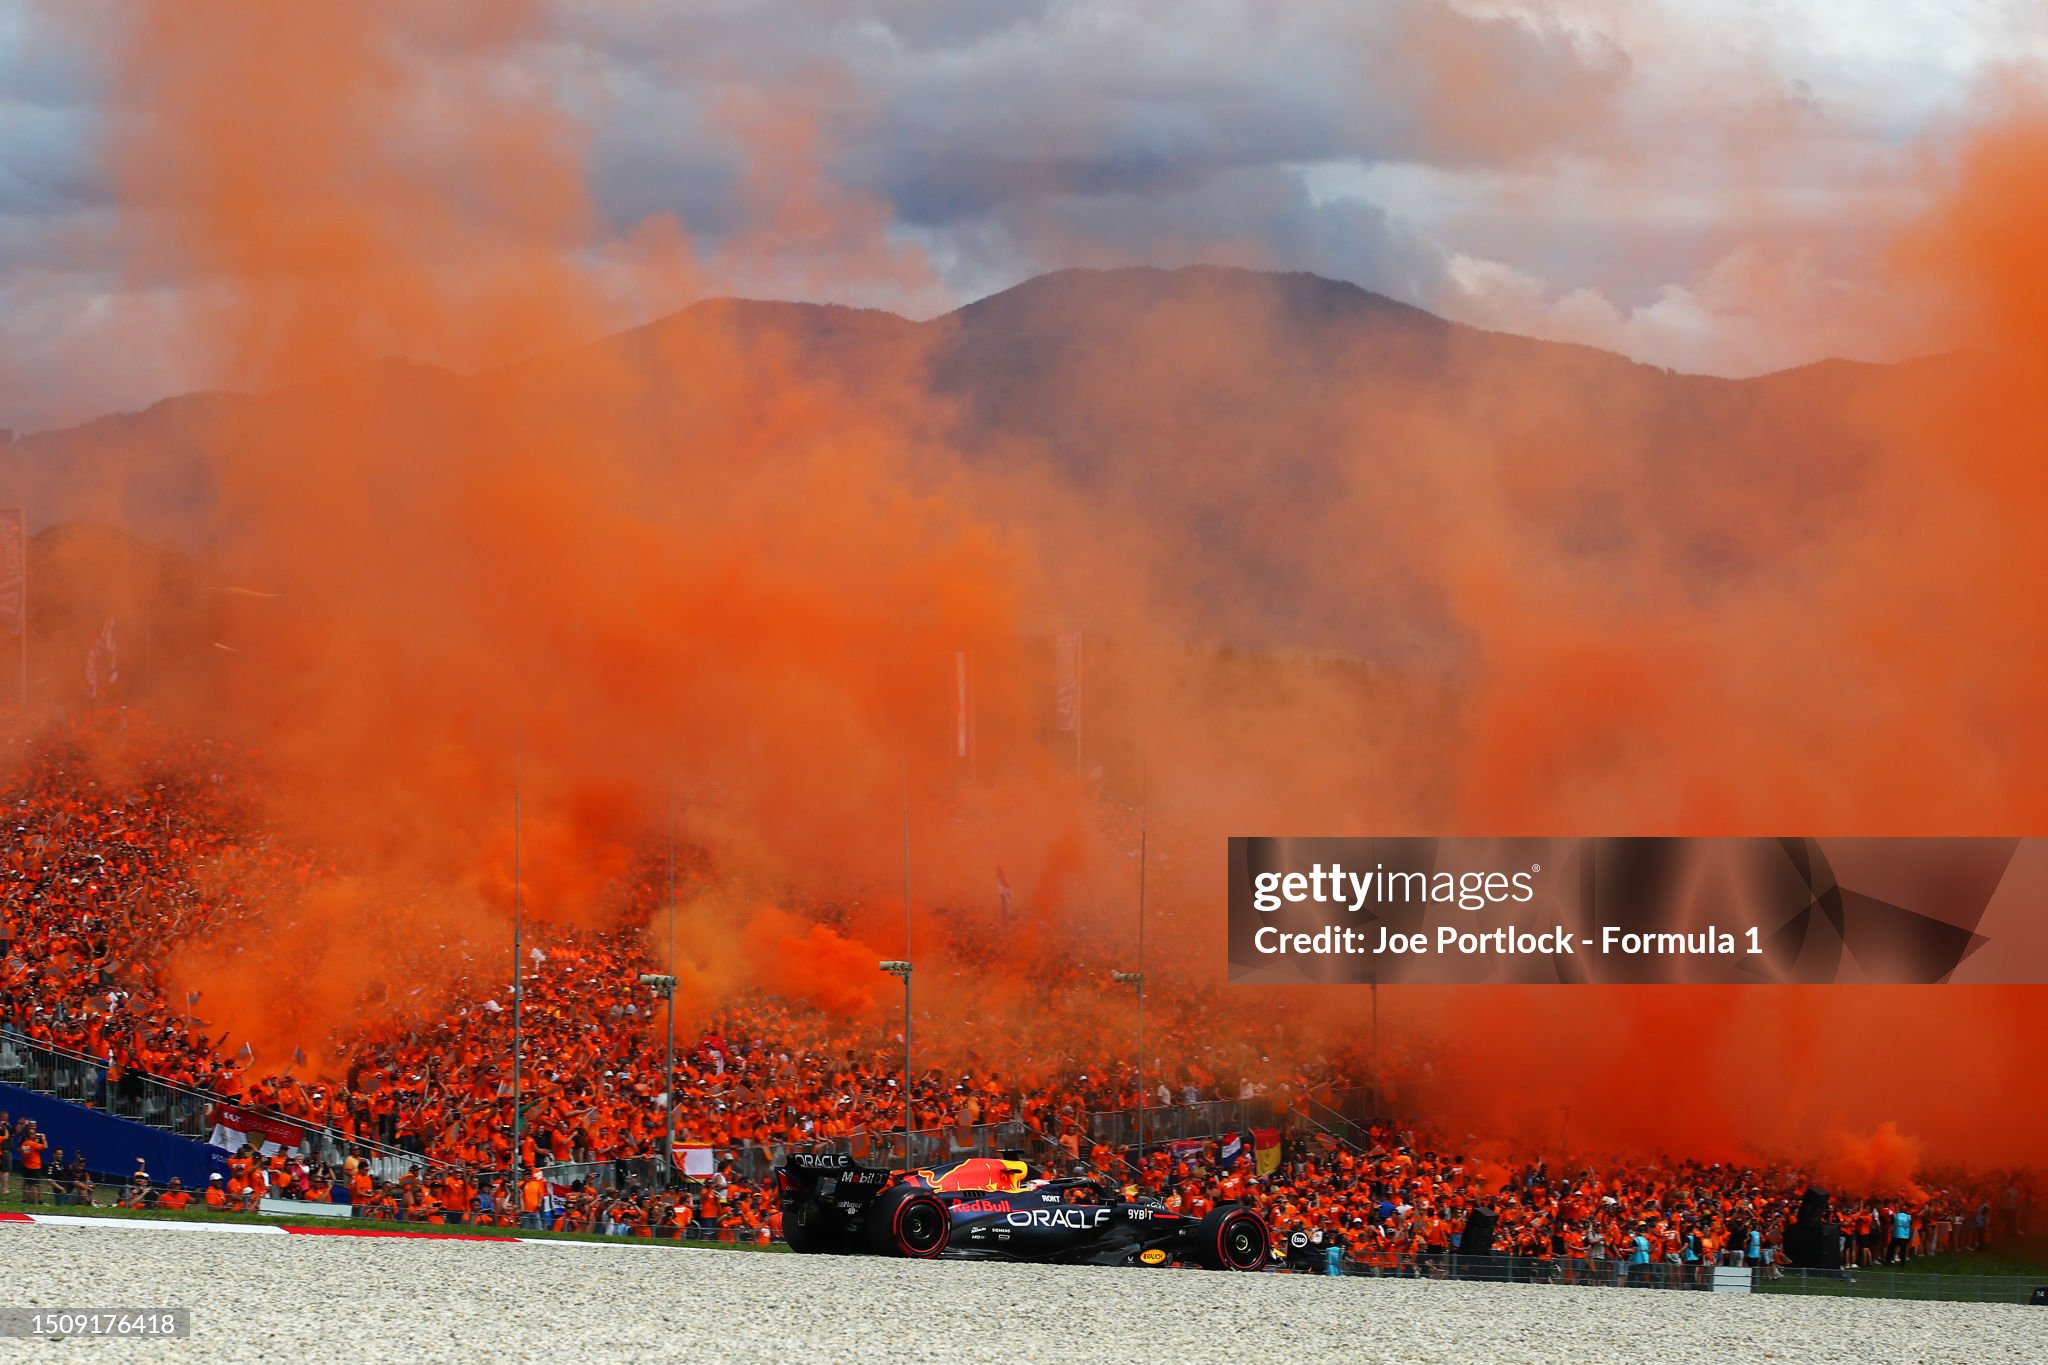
xmin=2 ymin=713 xmax=2037 ymax=1268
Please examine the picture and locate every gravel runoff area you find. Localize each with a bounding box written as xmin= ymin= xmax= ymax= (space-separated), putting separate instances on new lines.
xmin=1 ymin=1223 xmax=2042 ymax=1364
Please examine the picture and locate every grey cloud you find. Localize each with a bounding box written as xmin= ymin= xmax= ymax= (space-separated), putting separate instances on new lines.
xmin=0 ymin=0 xmax=2009 ymax=431
xmin=567 ymin=0 xmax=1630 ymax=230
xmin=558 ymin=0 xmax=1625 ymax=320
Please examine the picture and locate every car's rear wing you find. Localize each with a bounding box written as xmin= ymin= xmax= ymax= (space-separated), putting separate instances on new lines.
xmin=777 ymin=1151 xmax=898 ymax=1208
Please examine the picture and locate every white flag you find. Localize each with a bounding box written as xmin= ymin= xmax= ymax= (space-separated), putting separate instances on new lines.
xmin=1055 ymin=633 xmax=1081 ymax=731
xmin=0 ymin=508 xmax=22 ymax=638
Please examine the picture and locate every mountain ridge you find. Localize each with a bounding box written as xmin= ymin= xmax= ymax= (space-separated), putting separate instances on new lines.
xmin=0 ymin=263 xmax=1937 ymax=658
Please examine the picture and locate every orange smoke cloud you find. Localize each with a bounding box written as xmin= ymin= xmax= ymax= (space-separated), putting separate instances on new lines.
xmin=1819 ymin=1123 xmax=1927 ymax=1202
xmin=1393 ymin=106 xmax=2048 ymax=1169
xmin=31 ymin=4 xmax=2048 ymax=1174
xmin=743 ymin=909 xmax=886 ymax=1019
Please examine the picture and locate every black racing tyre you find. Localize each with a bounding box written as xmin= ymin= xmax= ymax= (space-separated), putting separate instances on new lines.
xmin=1193 ymin=1206 xmax=1271 ymax=1271
xmin=782 ymin=1196 xmax=843 ymax=1254
xmin=866 ymin=1185 xmax=951 ymax=1259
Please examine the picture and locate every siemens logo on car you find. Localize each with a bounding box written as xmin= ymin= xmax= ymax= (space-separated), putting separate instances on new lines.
xmin=1006 ymin=1208 xmax=1109 ymax=1230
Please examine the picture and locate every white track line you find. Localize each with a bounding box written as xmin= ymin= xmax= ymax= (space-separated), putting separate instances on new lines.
xmin=5 ymin=1213 xmax=284 ymax=1235
xmin=2 ymin=1210 xmax=762 ymax=1252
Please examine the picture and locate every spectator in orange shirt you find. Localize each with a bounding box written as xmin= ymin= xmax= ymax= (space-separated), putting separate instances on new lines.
xmin=18 ymin=1124 xmax=47 ymax=1204
xmin=520 ymin=1174 xmax=545 ymax=1231
xmin=158 ymin=1178 xmax=192 ymax=1211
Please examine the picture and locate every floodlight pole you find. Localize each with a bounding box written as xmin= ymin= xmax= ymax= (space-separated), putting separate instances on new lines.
xmin=880 ymin=960 xmax=913 ymax=1168
xmin=901 ymin=747 xmax=912 ymax=1164
xmin=1371 ymin=973 xmax=1380 ymax=1118
xmin=640 ymin=974 xmax=678 ymax=1185
xmin=1112 ymin=970 xmax=1144 ymax=1182
xmin=510 ymin=725 xmax=524 ymax=1201
xmin=667 ymin=781 xmax=678 ymax=1181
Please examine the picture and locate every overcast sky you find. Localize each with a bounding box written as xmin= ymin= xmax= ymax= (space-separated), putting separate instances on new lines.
xmin=2 ymin=0 xmax=2045 ymax=433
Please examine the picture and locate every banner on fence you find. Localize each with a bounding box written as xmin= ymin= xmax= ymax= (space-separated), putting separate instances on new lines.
xmin=1253 ymin=1127 xmax=1282 ymax=1177
xmin=670 ymin=1143 xmax=715 ymax=1178
xmin=208 ymin=1105 xmax=304 ymax=1157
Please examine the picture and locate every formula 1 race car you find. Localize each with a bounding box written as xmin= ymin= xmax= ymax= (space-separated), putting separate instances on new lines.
xmin=776 ymin=1153 xmax=1270 ymax=1270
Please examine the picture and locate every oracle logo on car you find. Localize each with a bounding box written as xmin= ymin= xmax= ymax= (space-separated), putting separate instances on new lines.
xmin=1006 ymin=1208 xmax=1109 ymax=1230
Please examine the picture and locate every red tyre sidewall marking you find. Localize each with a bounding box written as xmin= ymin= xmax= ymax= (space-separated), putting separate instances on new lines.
xmin=894 ymin=1197 xmax=945 ymax=1258
xmin=1218 ymin=1212 xmax=1266 ymax=1269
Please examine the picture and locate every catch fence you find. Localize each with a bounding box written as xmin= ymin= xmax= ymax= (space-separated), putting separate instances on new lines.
xmin=1086 ymin=1097 xmax=1264 ymax=1149
xmin=1085 ymin=1089 xmax=1390 ymax=1155
xmin=0 ymin=1027 xmax=448 ymax=1182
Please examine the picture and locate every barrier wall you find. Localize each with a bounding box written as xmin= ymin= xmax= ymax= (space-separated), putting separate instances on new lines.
xmin=0 ymin=1081 xmax=217 ymax=1187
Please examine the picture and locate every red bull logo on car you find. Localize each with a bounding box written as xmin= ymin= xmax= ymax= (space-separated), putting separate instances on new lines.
xmin=921 ymin=1158 xmax=1030 ymax=1193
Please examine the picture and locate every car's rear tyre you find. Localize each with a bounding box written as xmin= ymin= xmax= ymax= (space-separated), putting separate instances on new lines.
xmin=1193 ymin=1206 xmax=1270 ymax=1270
xmin=782 ymin=1197 xmax=843 ymax=1254
xmin=866 ymin=1185 xmax=951 ymax=1259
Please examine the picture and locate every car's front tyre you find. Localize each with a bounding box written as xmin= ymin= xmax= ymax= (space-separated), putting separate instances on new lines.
xmin=1192 ymin=1206 xmax=1270 ymax=1270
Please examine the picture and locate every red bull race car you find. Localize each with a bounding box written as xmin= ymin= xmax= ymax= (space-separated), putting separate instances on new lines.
xmin=777 ymin=1152 xmax=1271 ymax=1270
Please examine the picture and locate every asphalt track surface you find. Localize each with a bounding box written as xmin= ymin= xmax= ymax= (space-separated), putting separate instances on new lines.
xmin=0 ymin=1222 xmax=2039 ymax=1363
